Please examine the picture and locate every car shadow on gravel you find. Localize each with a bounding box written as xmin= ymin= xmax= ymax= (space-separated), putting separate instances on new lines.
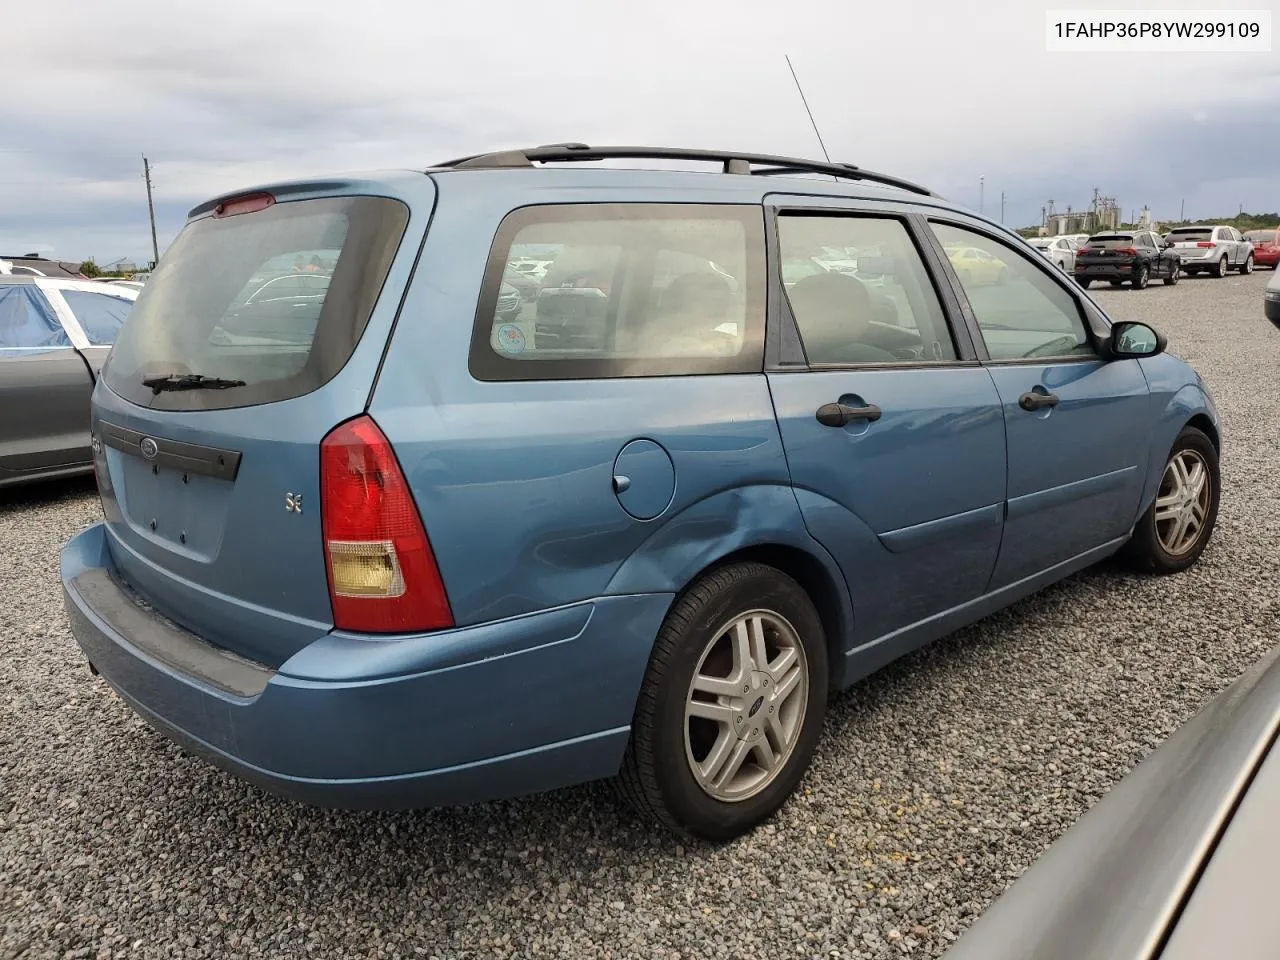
xmin=0 ymin=475 xmax=96 ymax=513
xmin=98 ymin=560 xmax=1143 ymax=883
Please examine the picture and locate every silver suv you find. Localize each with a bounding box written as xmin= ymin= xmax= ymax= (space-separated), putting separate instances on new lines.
xmin=1167 ymin=225 xmax=1255 ymax=277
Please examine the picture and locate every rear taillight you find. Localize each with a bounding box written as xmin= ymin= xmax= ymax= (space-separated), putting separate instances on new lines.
xmin=1196 ymin=241 xmax=1217 ymax=248
xmin=320 ymin=415 xmax=453 ymax=634
xmin=1114 ymin=247 xmax=1138 ymax=256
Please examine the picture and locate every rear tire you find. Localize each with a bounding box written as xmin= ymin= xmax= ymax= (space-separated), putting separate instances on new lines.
xmin=1213 ymin=256 xmax=1228 ymax=278
xmin=1163 ymin=264 xmax=1180 ymax=286
xmin=1078 ymin=278 xmax=1091 ymax=289
xmin=616 ymin=562 xmax=829 ymax=842
xmin=1132 ymin=265 xmax=1149 ymax=289
xmin=1240 ymin=254 xmax=1254 ymax=275
xmin=1120 ymin=426 xmax=1220 ymax=575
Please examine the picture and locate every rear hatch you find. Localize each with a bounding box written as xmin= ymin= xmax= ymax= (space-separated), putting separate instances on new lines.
xmin=1077 ymin=235 xmax=1136 ymax=261
xmin=1167 ymin=227 xmax=1216 ymax=259
xmin=93 ymin=181 xmax=426 ymax=667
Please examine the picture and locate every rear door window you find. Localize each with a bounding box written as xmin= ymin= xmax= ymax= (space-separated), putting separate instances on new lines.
xmin=60 ymin=289 xmax=133 ymax=345
xmin=470 ymin=204 xmax=766 ymax=381
xmin=0 ymin=286 xmax=70 ymax=348
xmin=777 ymin=214 xmax=958 ymax=365
xmin=103 ymin=196 xmax=409 ymax=410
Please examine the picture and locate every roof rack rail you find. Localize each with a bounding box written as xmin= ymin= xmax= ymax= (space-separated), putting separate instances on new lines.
xmin=430 ymin=144 xmax=939 ymax=198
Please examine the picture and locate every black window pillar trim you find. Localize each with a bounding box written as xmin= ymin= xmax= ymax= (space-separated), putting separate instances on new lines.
xmin=762 ymin=205 xmax=809 ymax=370
xmin=911 ymin=213 xmax=990 ymax=362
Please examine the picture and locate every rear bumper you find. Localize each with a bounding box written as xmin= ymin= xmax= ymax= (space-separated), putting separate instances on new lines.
xmin=61 ymin=523 xmax=670 ymax=809
xmin=1074 ymin=263 xmax=1134 ymax=279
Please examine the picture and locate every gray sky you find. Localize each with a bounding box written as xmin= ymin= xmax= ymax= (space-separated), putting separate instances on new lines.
xmin=4 ymin=0 xmax=1277 ymax=262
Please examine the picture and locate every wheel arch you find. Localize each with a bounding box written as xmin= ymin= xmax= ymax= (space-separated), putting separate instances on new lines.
xmin=680 ymin=543 xmax=853 ymax=690
xmin=603 ymin=484 xmax=856 ymax=691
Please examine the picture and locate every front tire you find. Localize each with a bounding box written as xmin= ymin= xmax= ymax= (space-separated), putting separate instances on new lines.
xmin=617 ymin=562 xmax=829 ymax=841
xmin=1240 ymin=254 xmax=1254 ymax=275
xmin=1078 ymin=277 xmax=1091 ymax=289
xmin=1120 ymin=426 xmax=1220 ymax=575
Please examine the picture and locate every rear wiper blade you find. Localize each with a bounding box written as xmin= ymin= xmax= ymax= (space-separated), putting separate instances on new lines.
xmin=141 ymin=373 xmax=247 ymax=394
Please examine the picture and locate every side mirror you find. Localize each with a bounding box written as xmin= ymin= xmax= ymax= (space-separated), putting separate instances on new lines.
xmin=1109 ymin=321 xmax=1166 ymax=359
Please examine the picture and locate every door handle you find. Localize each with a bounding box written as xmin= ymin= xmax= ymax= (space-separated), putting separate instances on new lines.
xmin=816 ymin=401 xmax=883 ymax=427
xmin=1018 ymin=390 xmax=1060 ymax=412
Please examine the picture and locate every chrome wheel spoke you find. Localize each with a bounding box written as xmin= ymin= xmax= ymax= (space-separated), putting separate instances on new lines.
xmin=773 ymin=661 xmax=803 ymax=708
xmin=746 ymin=616 xmax=769 ymax=673
xmin=767 ymin=645 xmax=798 ymax=682
xmin=1154 ymin=501 xmax=1179 ymax=523
xmin=692 ymin=672 xmax=742 ymax=698
xmin=686 ymin=698 xmax=735 ymax=724
xmin=684 ymin=608 xmax=810 ymax=803
xmin=711 ymin=738 xmax=753 ymax=790
xmin=697 ymin=729 xmax=736 ymax=784
xmin=751 ymin=734 xmax=777 ymax=771
xmin=731 ymin=620 xmax=755 ymax=677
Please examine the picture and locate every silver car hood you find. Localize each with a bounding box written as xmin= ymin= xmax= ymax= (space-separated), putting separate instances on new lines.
xmin=944 ymin=644 xmax=1280 ymax=960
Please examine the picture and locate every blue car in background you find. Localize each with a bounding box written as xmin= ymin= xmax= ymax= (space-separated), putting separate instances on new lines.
xmin=60 ymin=145 xmax=1222 ymax=841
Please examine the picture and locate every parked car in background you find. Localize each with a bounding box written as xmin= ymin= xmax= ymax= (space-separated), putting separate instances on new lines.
xmin=1265 ymin=268 xmax=1280 ymax=328
xmin=0 ymin=276 xmax=136 ymax=487
xmin=106 ymin=279 xmax=146 ymax=291
xmin=500 ymin=267 xmax=540 ymax=300
xmin=1074 ymin=231 xmax=1180 ymax=289
xmin=945 ymin=244 xmax=1007 ymax=284
xmin=60 ymin=145 xmax=1221 ymax=842
xmin=1166 ymin=225 xmax=1254 ymax=276
xmin=944 ymin=643 xmax=1280 ymax=960
xmin=1027 ymin=236 xmax=1076 ymax=273
xmin=1244 ymin=228 xmax=1280 ymax=269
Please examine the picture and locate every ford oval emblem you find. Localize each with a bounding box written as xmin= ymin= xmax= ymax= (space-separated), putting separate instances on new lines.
xmin=139 ymin=437 xmax=159 ymax=461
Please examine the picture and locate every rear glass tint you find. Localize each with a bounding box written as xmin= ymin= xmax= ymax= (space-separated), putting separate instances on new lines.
xmin=103 ymin=196 xmax=409 ymax=411
xmin=470 ymin=204 xmax=765 ymax=381
xmin=1245 ymin=230 xmax=1277 ymax=242
xmin=1168 ymin=228 xmax=1212 ymax=241
xmin=61 ymin=289 xmax=132 ymax=345
xmin=0 ymin=285 xmax=69 ymax=349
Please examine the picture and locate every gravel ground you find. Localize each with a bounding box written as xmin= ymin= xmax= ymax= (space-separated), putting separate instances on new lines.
xmin=3 ymin=270 xmax=1279 ymax=960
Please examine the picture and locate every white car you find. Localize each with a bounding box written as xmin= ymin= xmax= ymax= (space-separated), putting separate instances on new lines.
xmin=1027 ymin=236 xmax=1077 ymax=273
xmin=1167 ymin=225 xmax=1255 ymax=277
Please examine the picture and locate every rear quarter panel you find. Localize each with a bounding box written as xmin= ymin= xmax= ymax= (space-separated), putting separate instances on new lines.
xmin=368 ymin=172 xmax=837 ymax=628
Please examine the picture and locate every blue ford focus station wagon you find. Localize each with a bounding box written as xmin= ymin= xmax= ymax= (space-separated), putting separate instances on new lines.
xmin=61 ymin=145 xmax=1222 ymax=840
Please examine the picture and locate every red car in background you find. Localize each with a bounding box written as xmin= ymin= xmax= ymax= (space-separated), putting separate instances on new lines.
xmin=1245 ymin=228 xmax=1280 ymax=268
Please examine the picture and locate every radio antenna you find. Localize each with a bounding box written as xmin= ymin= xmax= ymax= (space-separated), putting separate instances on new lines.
xmin=785 ymin=55 xmax=832 ymax=164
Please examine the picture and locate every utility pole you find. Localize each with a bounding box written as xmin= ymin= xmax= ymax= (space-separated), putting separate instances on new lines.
xmin=1179 ymin=198 xmax=1185 ymax=221
xmin=143 ymin=155 xmax=159 ymax=269
xmin=1000 ymin=191 xmax=1006 ymax=224
xmin=979 ymin=175 xmax=985 ymax=214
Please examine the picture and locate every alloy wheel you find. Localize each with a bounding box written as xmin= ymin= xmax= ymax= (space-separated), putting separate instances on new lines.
xmin=684 ymin=610 xmax=809 ymax=803
xmin=1155 ymin=449 xmax=1212 ymax=555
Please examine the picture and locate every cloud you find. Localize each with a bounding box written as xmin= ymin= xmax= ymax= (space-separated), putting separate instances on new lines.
xmin=2 ymin=0 xmax=1277 ymax=259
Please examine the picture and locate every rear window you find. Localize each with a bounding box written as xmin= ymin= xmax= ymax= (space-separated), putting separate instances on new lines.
xmin=469 ymin=204 xmax=765 ymax=381
xmin=103 ymin=195 xmax=409 ymax=411
xmin=1086 ymin=235 xmax=1132 ymax=244
xmin=0 ymin=285 xmax=69 ymax=349
xmin=1245 ymin=230 xmax=1277 ymax=242
xmin=1168 ymin=228 xmax=1213 ymax=242
xmin=61 ymin=289 xmax=133 ymax=345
